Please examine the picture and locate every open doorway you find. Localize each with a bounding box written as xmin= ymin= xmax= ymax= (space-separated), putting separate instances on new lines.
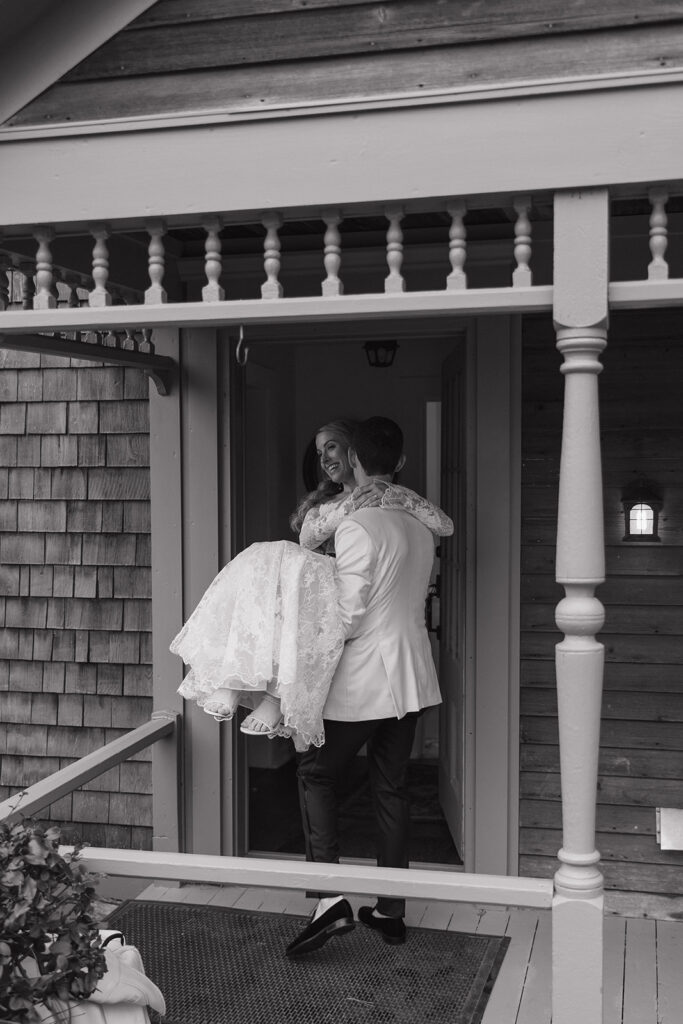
xmin=232 ymin=322 xmax=468 ymax=867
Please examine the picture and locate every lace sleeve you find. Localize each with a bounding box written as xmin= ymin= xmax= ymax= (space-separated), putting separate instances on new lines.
xmin=379 ymin=484 xmax=454 ymax=536
xmin=299 ymin=495 xmax=356 ymax=551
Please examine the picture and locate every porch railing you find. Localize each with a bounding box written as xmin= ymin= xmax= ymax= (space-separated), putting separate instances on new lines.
xmin=0 ymin=708 xmax=552 ymax=918
xmin=0 ymin=186 xmax=681 ymax=351
xmin=0 ymin=711 xmax=178 ymax=827
xmin=73 ymin=847 xmax=553 ymax=911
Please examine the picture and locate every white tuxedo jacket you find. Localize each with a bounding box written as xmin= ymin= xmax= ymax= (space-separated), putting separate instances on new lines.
xmin=323 ymin=507 xmax=443 ymax=721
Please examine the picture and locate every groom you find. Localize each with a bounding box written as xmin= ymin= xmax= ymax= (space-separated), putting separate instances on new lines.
xmin=287 ymin=417 xmax=443 ymax=957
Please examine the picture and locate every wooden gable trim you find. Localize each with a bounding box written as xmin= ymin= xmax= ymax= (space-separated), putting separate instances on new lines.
xmin=0 ymin=0 xmax=159 ymax=126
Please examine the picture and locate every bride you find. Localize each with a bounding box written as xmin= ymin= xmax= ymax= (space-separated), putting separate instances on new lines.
xmin=170 ymin=418 xmax=452 ymax=750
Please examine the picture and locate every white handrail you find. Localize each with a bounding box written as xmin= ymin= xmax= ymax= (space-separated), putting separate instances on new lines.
xmin=0 ymin=287 xmax=554 ymax=334
xmin=0 ymin=712 xmax=178 ymax=825
xmin=73 ymin=847 xmax=554 ymax=909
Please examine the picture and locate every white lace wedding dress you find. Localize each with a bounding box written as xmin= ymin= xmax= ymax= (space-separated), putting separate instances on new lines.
xmin=170 ymin=486 xmax=453 ymax=750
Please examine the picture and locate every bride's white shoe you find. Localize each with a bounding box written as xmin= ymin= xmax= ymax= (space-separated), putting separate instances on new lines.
xmin=240 ymin=693 xmax=283 ymax=737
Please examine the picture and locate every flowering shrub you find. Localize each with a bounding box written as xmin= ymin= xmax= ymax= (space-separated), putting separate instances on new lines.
xmin=0 ymin=820 xmax=106 ymax=1023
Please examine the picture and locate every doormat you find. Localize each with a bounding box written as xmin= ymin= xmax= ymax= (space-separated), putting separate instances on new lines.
xmin=107 ymin=899 xmax=509 ymax=1024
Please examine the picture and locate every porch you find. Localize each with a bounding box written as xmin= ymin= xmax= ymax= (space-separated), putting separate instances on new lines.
xmin=1 ymin=121 xmax=683 ymax=1019
xmin=2 ymin=709 xmax=682 ymax=1023
xmin=103 ymin=880 xmax=681 ymax=1024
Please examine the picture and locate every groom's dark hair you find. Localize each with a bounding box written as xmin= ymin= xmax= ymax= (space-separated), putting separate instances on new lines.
xmin=352 ymin=417 xmax=403 ymax=475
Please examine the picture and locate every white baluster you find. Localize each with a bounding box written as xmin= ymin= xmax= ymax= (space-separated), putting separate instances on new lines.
xmin=648 ymin=188 xmax=668 ymax=281
xmin=512 ymin=196 xmax=532 ymax=287
xmin=446 ymin=202 xmax=467 ymax=290
xmin=65 ymin=275 xmax=80 ymax=308
xmin=202 ymin=218 xmax=225 ymax=302
xmin=33 ymin=227 xmax=57 ymax=309
xmin=0 ymin=255 xmax=10 ymax=310
xmin=140 ymin=328 xmax=154 ymax=354
xmin=88 ymin=224 xmax=112 ymax=307
xmin=261 ymin=213 xmax=283 ymax=298
xmin=321 ymin=210 xmax=343 ymax=296
xmin=384 ymin=205 xmax=405 ymax=293
xmin=145 ymin=221 xmax=167 ymax=304
xmin=20 ymin=262 xmax=36 ymax=310
xmin=79 ymin=275 xmax=91 ymax=306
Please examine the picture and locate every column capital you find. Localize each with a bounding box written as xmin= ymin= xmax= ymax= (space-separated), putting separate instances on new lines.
xmin=555 ymin=326 xmax=607 ymax=375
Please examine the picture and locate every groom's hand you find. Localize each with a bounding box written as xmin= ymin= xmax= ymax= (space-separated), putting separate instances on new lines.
xmin=352 ymin=479 xmax=389 ymax=509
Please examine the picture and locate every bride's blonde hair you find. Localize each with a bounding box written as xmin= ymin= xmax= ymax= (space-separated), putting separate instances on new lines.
xmin=289 ymin=418 xmax=358 ymax=535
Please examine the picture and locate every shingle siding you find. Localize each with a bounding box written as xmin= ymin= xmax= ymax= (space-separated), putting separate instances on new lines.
xmin=0 ymin=351 xmax=153 ymax=849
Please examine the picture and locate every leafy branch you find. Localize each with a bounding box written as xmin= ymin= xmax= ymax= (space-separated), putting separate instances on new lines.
xmin=0 ymin=820 xmax=106 ymax=1023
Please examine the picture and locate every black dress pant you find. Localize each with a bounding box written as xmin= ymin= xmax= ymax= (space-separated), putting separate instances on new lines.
xmin=297 ymin=712 xmax=420 ymax=918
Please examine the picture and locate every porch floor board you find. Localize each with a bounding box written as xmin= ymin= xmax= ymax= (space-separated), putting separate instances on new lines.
xmin=133 ymin=884 xmax=683 ymax=1023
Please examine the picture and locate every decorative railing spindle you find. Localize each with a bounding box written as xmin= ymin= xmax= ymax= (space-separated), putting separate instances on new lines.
xmin=446 ymin=202 xmax=467 ymax=290
xmin=140 ymin=328 xmax=154 ymax=354
xmin=65 ymin=275 xmax=80 ymax=308
xmin=648 ymin=188 xmax=668 ymax=280
xmin=145 ymin=222 xmax=167 ymax=304
xmin=123 ymin=329 xmax=137 ymax=351
xmin=33 ymin=228 xmax=57 ymax=309
xmin=89 ymin=224 xmax=112 ymax=307
xmin=512 ymin=196 xmax=532 ymax=286
xmin=384 ymin=206 xmax=405 ymax=293
xmin=20 ymin=262 xmax=35 ymax=310
xmin=261 ymin=214 xmax=283 ymax=298
xmin=0 ymin=255 xmax=10 ymax=310
xmin=202 ymin=219 xmax=224 ymax=302
xmin=322 ymin=210 xmax=343 ymax=296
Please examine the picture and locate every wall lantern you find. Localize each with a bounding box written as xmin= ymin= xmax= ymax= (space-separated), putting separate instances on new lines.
xmin=622 ymin=484 xmax=662 ymax=542
xmin=364 ymin=339 xmax=398 ymax=368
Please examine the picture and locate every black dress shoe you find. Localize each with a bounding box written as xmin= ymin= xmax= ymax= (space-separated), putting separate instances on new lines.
xmin=358 ymin=906 xmax=406 ymax=945
xmin=286 ymin=898 xmax=355 ymax=957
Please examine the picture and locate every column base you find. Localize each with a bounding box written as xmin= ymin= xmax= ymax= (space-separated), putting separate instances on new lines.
xmin=552 ymin=892 xmax=604 ymax=1024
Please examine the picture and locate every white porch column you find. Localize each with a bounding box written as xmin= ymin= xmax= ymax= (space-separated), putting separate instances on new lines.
xmin=551 ymin=189 xmax=608 ymax=1024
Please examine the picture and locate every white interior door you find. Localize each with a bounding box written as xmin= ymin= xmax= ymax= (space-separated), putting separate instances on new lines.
xmin=438 ymin=348 xmax=467 ymax=856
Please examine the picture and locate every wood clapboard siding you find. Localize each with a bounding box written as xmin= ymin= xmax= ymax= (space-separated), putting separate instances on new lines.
xmin=63 ymin=1 xmax=683 ymax=80
xmin=519 ymin=310 xmax=683 ymax=898
xmin=8 ymin=1 xmax=683 ymax=126
xmin=132 ymin=0 xmax=683 ymax=34
xmin=0 ymin=350 xmax=153 ymax=851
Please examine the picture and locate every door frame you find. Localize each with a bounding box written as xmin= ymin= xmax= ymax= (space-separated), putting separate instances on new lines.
xmin=467 ymin=315 xmax=521 ymax=875
xmin=188 ymin=314 xmax=522 ymax=872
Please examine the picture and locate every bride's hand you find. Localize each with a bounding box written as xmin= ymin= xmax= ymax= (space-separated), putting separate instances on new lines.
xmin=352 ymin=479 xmax=389 ymax=509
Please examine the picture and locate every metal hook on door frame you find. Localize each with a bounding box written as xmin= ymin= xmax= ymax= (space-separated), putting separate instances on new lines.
xmin=235 ymin=324 xmax=249 ymax=366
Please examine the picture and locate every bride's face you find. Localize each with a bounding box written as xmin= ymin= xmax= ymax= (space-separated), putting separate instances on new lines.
xmin=316 ymin=431 xmax=354 ymax=488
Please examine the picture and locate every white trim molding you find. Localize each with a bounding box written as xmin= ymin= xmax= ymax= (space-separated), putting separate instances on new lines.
xmin=2 ymin=66 xmax=683 ymax=140
xmin=1 ymin=84 xmax=683 ymax=227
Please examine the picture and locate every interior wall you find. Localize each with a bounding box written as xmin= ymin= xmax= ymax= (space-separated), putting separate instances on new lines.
xmin=293 ymin=335 xmax=459 ymax=501
xmin=245 ymin=332 xmax=460 ymax=531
